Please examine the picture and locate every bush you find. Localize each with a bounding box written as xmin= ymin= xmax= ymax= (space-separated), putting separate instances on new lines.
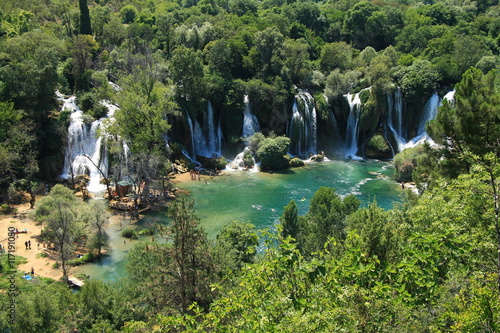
xmin=393 ymin=145 xmax=424 ymax=182
xmin=257 ymin=136 xmax=291 ymax=171
xmin=290 ymin=157 xmax=305 ymax=167
xmin=138 ymin=227 xmax=155 ymax=236
xmin=120 ymin=5 xmax=138 ymax=23
xmin=67 ymin=252 xmax=97 ymax=266
xmin=1 ymin=204 xmax=10 ymax=213
xmin=122 ymin=228 xmax=139 ymax=239
xmin=243 ymin=150 xmax=255 ymax=168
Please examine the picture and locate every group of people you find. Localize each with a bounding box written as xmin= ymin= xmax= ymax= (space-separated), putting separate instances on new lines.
xmin=189 ymin=169 xmax=201 ymax=181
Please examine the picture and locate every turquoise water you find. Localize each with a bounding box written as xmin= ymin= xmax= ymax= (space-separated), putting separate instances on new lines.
xmin=179 ymin=159 xmax=401 ymax=237
xmin=77 ymin=159 xmax=401 ymax=281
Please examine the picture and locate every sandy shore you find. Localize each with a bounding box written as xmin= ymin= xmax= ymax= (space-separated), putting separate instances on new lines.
xmin=0 ymin=175 xmax=193 ymax=282
xmin=0 ymin=202 xmax=63 ymax=280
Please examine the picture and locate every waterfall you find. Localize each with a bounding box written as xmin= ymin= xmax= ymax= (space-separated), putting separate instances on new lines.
xmin=344 ymin=92 xmax=362 ymax=157
xmin=242 ymin=95 xmax=260 ymax=138
xmin=288 ymin=91 xmax=317 ymax=157
xmin=394 ymin=91 xmax=454 ymax=151
xmin=59 ymin=92 xmax=110 ymax=193
xmin=225 ymin=147 xmax=259 ymax=172
xmin=186 ymin=111 xmax=196 ymax=159
xmin=387 ymin=88 xmax=406 ymax=151
xmin=187 ymin=101 xmax=222 ymax=158
xmin=329 ymin=110 xmax=344 ymax=153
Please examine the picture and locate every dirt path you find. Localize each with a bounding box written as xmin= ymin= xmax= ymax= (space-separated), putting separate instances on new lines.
xmin=0 ymin=202 xmax=63 ymax=281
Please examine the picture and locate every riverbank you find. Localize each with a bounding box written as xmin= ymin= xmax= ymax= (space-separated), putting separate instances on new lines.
xmin=0 ymin=202 xmax=62 ymax=280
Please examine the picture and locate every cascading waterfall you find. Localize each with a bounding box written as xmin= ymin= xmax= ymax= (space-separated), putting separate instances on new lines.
xmin=328 ymin=110 xmax=344 ymax=153
xmin=288 ymin=91 xmax=317 ymax=157
xmin=387 ymin=88 xmax=406 ymax=151
xmin=187 ymin=101 xmax=222 ymax=159
xmin=387 ymin=90 xmax=454 ymax=152
xmin=242 ymin=95 xmax=260 ymax=138
xmin=344 ymin=92 xmax=362 ymax=157
xmin=59 ymin=92 xmax=110 ymax=193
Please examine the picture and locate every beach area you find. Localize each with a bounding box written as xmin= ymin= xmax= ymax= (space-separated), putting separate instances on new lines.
xmin=0 ymin=173 xmax=194 ymax=282
xmin=0 ymin=201 xmax=63 ymax=280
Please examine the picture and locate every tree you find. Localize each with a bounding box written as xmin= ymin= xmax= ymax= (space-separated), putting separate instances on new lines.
xmin=127 ymin=198 xmax=214 ymax=314
xmin=251 ymin=27 xmax=285 ymax=78
xmin=256 ymin=136 xmax=291 ymax=171
xmin=428 ymin=67 xmax=500 ymax=293
xmin=213 ymin=220 xmax=258 ymax=275
xmin=301 ymin=187 xmax=360 ymax=254
xmin=79 ymin=0 xmax=92 ymax=35
xmin=33 ymin=185 xmax=83 ymax=282
xmin=170 ymin=46 xmax=206 ymax=104
xmin=319 ymin=42 xmax=353 ymax=74
xmin=82 ymin=199 xmax=109 ymax=256
xmin=119 ymin=5 xmax=138 ymax=24
xmin=279 ymin=199 xmax=299 ymax=241
xmin=167 ymin=198 xmax=214 ymax=312
xmin=393 ymin=59 xmax=440 ymax=102
xmin=69 ymin=34 xmax=99 ymax=91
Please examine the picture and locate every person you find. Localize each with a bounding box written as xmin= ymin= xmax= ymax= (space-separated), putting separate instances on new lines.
xmin=28 ymin=240 xmax=31 ymax=249
xmin=31 ymin=267 xmax=34 ymax=277
xmin=401 ymin=182 xmax=405 ymax=189
xmin=25 ymin=241 xmax=28 ymax=250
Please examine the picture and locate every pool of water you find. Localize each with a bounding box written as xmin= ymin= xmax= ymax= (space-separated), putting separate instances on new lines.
xmin=76 ymin=159 xmax=401 ymax=281
xmin=179 ymin=159 xmax=400 ymax=237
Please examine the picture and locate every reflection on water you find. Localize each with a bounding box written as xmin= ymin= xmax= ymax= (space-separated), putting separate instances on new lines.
xmin=77 ymin=159 xmax=401 ymax=281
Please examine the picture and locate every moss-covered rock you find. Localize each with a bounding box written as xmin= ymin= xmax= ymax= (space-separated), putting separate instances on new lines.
xmin=364 ymin=134 xmax=392 ymax=159
xmin=290 ymin=157 xmax=305 ymax=167
xmin=197 ymin=156 xmax=228 ymax=171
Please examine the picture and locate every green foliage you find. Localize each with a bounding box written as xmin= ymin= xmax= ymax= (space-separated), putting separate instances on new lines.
xmin=119 ymin=5 xmax=138 ymax=24
xmin=79 ymin=0 xmax=92 ymax=35
xmin=121 ymin=228 xmax=138 ymax=239
xmin=289 ymin=157 xmax=304 ymax=167
xmin=393 ymin=59 xmax=441 ymax=101
xmin=365 ymin=134 xmax=391 ymax=158
xmin=213 ymin=220 xmax=258 ymax=274
xmin=393 ymin=145 xmax=424 ymax=183
xmin=256 ymin=135 xmax=291 ymax=171
xmin=279 ymin=199 xmax=299 ymax=241
xmin=300 ymin=187 xmax=360 ymax=254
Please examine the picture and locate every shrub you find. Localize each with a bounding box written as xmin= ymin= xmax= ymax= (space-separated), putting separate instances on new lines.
xmin=122 ymin=228 xmax=139 ymax=239
xmin=120 ymin=5 xmax=138 ymax=24
xmin=393 ymin=145 xmax=424 ymax=182
xmin=290 ymin=157 xmax=305 ymax=167
xmin=257 ymin=136 xmax=291 ymax=171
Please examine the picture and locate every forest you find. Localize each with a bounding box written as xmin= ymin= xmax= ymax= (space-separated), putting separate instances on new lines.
xmin=1 ymin=0 xmax=500 ymax=331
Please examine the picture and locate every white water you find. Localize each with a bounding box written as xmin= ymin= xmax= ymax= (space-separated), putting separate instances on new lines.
xmin=242 ymin=95 xmax=260 ymax=138
xmin=59 ymin=92 xmax=110 ymax=193
xmin=187 ymin=101 xmax=222 ymax=159
xmin=225 ymin=147 xmax=259 ymax=172
xmin=288 ymin=91 xmax=317 ymax=157
xmin=387 ymin=90 xmax=455 ymax=152
xmin=344 ymin=92 xmax=362 ymax=157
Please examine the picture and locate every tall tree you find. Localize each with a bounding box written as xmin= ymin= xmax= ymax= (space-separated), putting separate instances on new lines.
xmin=81 ymin=199 xmax=109 ymax=256
xmin=428 ymin=67 xmax=500 ymax=294
xmin=126 ymin=198 xmax=214 ymax=314
xmin=79 ymin=0 xmax=92 ymax=35
xmin=279 ymin=199 xmax=299 ymax=241
xmin=33 ymin=185 xmax=83 ymax=282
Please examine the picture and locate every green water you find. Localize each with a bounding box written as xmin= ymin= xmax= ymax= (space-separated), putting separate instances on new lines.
xmin=77 ymin=159 xmax=401 ymax=281
xmin=180 ymin=159 xmax=400 ymax=237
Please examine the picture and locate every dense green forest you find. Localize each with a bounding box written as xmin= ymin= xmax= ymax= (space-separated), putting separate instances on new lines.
xmin=1 ymin=0 xmax=500 ymax=331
